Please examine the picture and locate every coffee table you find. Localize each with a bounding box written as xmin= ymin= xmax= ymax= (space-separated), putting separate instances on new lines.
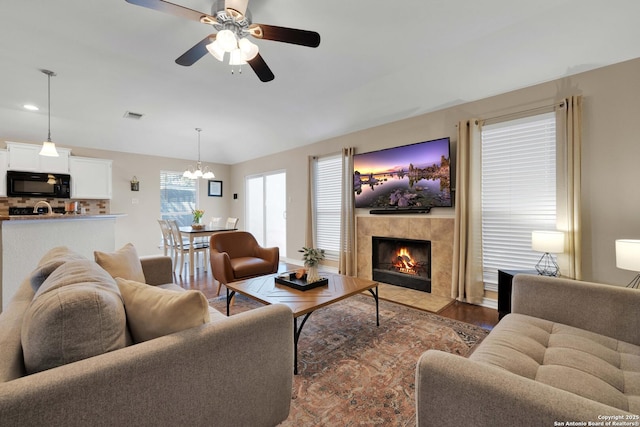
xmin=225 ymin=272 xmax=379 ymax=374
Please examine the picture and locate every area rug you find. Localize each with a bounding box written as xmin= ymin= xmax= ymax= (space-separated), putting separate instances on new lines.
xmin=209 ymin=293 xmax=489 ymax=426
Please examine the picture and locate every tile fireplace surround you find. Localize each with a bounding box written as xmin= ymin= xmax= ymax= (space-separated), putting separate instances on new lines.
xmin=356 ymin=215 xmax=454 ymax=299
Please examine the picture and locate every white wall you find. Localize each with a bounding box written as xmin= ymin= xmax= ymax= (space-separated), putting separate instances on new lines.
xmin=231 ymin=57 xmax=640 ymax=286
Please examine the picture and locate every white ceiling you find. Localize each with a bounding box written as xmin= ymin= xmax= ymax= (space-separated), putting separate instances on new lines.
xmin=1 ymin=0 xmax=640 ymax=165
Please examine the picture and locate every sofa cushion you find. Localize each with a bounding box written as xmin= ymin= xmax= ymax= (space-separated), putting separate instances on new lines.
xmin=21 ymin=260 xmax=127 ymax=374
xmin=470 ymin=313 xmax=640 ymax=413
xmin=95 ymin=243 xmax=146 ymax=283
xmin=28 ymin=246 xmax=87 ymax=292
xmin=116 ymin=278 xmax=211 ymax=343
xmin=230 ymin=257 xmax=274 ymax=279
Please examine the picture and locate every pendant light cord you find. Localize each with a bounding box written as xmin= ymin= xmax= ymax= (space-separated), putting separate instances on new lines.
xmin=47 ymin=72 xmax=51 ymax=142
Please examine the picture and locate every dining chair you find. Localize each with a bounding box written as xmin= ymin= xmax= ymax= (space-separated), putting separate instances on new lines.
xmin=157 ymin=219 xmax=174 ymax=258
xmin=226 ymin=217 xmax=239 ymax=229
xmin=167 ymin=219 xmax=209 ymax=276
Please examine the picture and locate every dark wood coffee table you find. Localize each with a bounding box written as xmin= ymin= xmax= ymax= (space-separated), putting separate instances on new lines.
xmin=225 ymin=272 xmax=379 ymax=374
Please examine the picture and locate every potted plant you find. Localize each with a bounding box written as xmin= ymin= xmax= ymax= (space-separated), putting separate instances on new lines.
xmin=299 ymin=247 xmax=325 ymax=283
xmin=192 ymin=209 xmax=205 ymax=229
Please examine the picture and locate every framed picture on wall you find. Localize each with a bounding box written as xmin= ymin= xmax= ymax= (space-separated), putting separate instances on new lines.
xmin=208 ymin=180 xmax=223 ymax=197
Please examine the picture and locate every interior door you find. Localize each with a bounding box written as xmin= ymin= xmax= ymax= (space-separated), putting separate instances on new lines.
xmin=245 ymin=171 xmax=286 ymax=256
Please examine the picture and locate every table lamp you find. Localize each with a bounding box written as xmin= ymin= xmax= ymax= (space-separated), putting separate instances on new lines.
xmin=615 ymin=239 xmax=640 ymax=288
xmin=531 ymin=230 xmax=565 ymax=276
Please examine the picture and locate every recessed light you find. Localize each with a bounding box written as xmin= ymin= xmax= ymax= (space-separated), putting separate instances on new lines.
xmin=23 ymin=104 xmax=39 ymax=111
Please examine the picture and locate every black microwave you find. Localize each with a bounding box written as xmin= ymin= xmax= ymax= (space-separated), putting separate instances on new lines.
xmin=6 ymin=171 xmax=71 ymax=199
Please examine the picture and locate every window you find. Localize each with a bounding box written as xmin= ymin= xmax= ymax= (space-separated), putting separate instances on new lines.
xmin=160 ymin=170 xmax=197 ymax=225
xmin=481 ymin=112 xmax=556 ymax=288
xmin=313 ymin=153 xmax=342 ymax=260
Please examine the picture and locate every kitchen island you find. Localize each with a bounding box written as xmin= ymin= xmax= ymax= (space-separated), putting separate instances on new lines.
xmin=0 ymin=214 xmax=125 ymax=311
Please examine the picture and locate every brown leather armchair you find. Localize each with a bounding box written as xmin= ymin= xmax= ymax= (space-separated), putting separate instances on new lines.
xmin=209 ymin=231 xmax=280 ymax=295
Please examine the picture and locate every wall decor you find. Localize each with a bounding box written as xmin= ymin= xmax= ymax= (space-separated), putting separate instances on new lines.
xmin=208 ymin=180 xmax=222 ymax=197
xmin=130 ymin=176 xmax=139 ymax=191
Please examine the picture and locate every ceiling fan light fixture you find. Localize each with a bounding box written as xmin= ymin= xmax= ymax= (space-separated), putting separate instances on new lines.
xmin=238 ymin=37 xmax=259 ymax=61
xmin=206 ymin=40 xmax=225 ymax=62
xmin=216 ymin=29 xmax=237 ymax=52
xmin=229 ymin=48 xmax=246 ymax=66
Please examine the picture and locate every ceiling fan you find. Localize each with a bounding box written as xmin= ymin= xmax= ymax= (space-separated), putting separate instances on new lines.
xmin=125 ymin=0 xmax=321 ymax=82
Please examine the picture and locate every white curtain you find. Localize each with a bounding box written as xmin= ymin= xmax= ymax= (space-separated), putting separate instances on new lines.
xmin=452 ymin=120 xmax=485 ymax=304
xmin=556 ymin=96 xmax=583 ymax=279
xmin=339 ymin=147 xmax=356 ymax=276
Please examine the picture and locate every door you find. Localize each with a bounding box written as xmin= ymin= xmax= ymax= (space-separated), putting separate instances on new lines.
xmin=245 ymin=171 xmax=286 ymax=256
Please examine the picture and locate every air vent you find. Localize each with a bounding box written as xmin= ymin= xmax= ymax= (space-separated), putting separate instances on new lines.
xmin=123 ymin=111 xmax=144 ymax=120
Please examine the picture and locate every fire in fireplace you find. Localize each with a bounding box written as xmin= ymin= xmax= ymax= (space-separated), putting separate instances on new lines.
xmin=371 ymin=236 xmax=431 ymax=292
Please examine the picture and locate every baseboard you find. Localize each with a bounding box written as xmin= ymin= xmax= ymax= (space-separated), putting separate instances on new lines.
xmin=480 ymin=297 xmax=498 ymax=310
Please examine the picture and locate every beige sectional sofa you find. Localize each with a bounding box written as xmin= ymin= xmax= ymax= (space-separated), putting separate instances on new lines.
xmin=0 ymin=246 xmax=294 ymax=426
xmin=416 ymin=274 xmax=640 ymax=426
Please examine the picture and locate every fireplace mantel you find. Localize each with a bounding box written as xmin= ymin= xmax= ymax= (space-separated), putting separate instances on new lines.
xmin=356 ymin=214 xmax=454 ymax=298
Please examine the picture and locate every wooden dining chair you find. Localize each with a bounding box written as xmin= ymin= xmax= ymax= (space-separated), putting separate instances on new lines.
xmin=167 ymin=219 xmax=208 ymax=276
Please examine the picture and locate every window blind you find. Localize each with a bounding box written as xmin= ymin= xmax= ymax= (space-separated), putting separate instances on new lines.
xmin=160 ymin=170 xmax=197 ymax=225
xmin=314 ymin=154 xmax=342 ymax=259
xmin=481 ymin=112 xmax=556 ymax=286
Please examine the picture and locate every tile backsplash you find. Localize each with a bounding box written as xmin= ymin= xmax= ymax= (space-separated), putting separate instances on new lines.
xmin=0 ymin=197 xmax=110 ymax=215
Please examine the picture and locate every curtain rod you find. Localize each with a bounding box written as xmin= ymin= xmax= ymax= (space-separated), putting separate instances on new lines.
xmin=479 ymin=100 xmax=566 ymax=125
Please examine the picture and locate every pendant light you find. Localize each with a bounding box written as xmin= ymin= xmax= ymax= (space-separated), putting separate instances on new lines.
xmin=39 ymin=69 xmax=59 ymax=157
xmin=183 ymin=128 xmax=215 ymax=179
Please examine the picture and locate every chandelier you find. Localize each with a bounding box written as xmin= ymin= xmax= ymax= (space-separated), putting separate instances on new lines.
xmin=183 ymin=128 xmax=215 ymax=180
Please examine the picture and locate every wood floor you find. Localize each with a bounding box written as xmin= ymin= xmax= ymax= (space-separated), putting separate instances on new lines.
xmin=175 ymin=263 xmax=500 ymax=331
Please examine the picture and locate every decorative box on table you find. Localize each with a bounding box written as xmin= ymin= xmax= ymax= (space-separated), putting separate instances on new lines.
xmin=275 ymin=272 xmax=328 ymax=291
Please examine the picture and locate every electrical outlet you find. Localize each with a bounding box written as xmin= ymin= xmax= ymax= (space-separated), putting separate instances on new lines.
xmin=132 ymin=198 xmax=139 ymax=204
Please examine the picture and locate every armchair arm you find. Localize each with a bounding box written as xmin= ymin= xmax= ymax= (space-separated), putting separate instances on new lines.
xmin=0 ymin=304 xmax=294 ymax=427
xmin=415 ymin=350 xmax=630 ymax=427
xmin=254 ymin=246 xmax=280 ymax=272
xmin=209 ymin=249 xmax=235 ymax=284
xmin=512 ymin=274 xmax=640 ymax=345
xmin=140 ymin=255 xmax=173 ymax=286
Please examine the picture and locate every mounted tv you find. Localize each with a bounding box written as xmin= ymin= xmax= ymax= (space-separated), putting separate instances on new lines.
xmin=353 ymin=137 xmax=452 ymax=213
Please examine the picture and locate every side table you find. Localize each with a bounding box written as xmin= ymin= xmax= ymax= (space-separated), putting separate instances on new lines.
xmin=497 ymin=269 xmax=538 ymax=319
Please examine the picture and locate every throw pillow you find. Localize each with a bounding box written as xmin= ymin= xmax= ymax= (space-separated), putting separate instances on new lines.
xmin=22 ymin=260 xmax=127 ymax=374
xmin=94 ymin=243 xmax=146 ymax=283
xmin=116 ymin=278 xmax=211 ymax=343
xmin=28 ymin=246 xmax=87 ymax=292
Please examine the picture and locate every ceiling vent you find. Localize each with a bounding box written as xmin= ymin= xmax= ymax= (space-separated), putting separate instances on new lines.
xmin=123 ymin=111 xmax=144 ymax=120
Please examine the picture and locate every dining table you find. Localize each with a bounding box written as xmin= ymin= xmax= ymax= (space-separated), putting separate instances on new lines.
xmin=179 ymin=225 xmax=237 ymax=276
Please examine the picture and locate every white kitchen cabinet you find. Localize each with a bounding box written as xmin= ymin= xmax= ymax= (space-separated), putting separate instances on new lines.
xmin=6 ymin=142 xmax=70 ymax=173
xmin=69 ymin=157 xmax=112 ymax=199
xmin=0 ymin=149 xmax=7 ymax=197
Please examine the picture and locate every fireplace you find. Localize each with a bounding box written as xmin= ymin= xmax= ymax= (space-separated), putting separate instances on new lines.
xmin=371 ymin=236 xmax=431 ymax=292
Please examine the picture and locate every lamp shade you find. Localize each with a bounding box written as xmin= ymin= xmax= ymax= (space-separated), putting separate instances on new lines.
xmin=216 ymin=29 xmax=237 ymax=52
xmin=39 ymin=140 xmax=59 ymax=157
xmin=206 ymin=40 xmax=225 ymax=62
xmin=532 ymin=230 xmax=565 ymax=253
xmin=615 ymin=239 xmax=640 ymax=272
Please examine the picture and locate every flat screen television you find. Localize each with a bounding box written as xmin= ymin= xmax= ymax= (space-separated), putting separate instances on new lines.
xmin=353 ymin=137 xmax=452 ymax=212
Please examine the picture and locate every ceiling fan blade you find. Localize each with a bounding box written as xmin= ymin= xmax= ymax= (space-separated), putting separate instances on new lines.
xmin=249 ymin=24 xmax=320 ymax=48
xmin=175 ymin=34 xmax=215 ymax=66
xmin=248 ymin=53 xmax=275 ymax=82
xmin=125 ymin=0 xmax=217 ymax=24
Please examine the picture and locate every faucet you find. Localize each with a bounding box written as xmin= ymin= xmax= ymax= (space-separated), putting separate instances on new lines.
xmin=33 ymin=200 xmax=53 ymax=215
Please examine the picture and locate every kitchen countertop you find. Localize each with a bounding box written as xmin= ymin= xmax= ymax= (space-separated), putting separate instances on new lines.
xmin=0 ymin=213 xmax=126 ymax=222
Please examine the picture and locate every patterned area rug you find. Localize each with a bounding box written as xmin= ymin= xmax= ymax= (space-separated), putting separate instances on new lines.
xmin=209 ymin=293 xmax=489 ymax=426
